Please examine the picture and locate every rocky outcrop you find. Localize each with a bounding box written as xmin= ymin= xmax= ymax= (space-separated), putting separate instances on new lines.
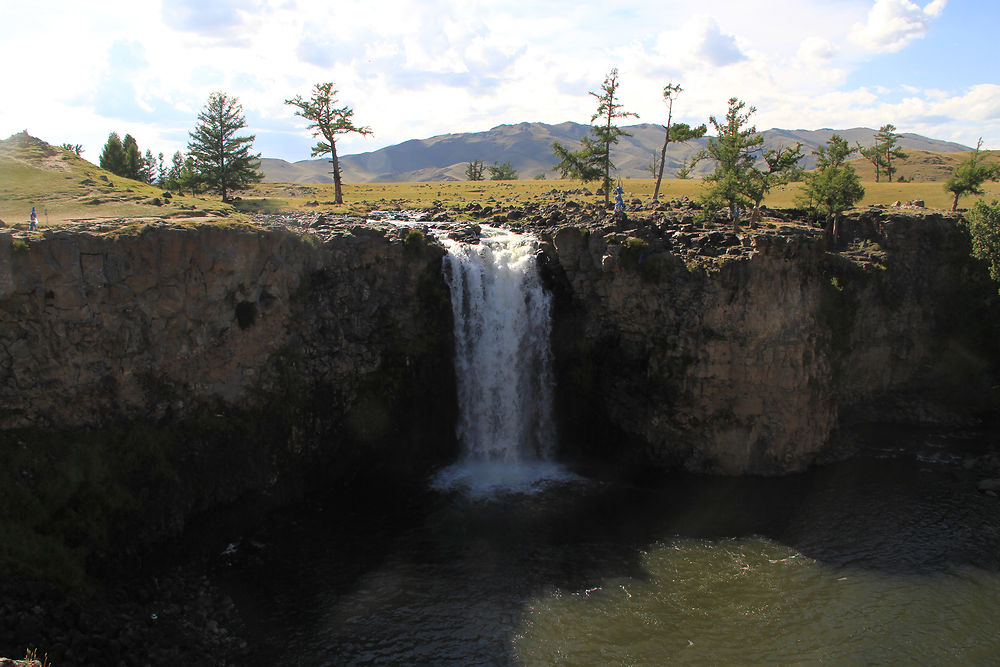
xmin=540 ymin=209 xmax=998 ymax=474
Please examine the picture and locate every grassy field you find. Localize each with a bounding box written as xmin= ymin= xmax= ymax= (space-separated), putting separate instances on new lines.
xmin=4 ymin=132 xmax=1000 ymax=229
xmin=243 ymin=176 xmax=1000 ymax=216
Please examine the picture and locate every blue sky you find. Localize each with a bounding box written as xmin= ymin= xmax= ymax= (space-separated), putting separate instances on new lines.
xmin=1 ymin=0 xmax=996 ymax=163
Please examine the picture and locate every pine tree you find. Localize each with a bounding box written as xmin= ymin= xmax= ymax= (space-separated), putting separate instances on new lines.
xmin=285 ymin=82 xmax=372 ymax=205
xmin=944 ymin=139 xmax=998 ymax=211
xmin=856 ymin=142 xmax=885 ymax=182
xmin=139 ymin=149 xmax=156 ymax=183
xmin=156 ymin=152 xmax=166 ymax=186
xmin=165 ymin=151 xmax=184 ymax=191
xmin=553 ymin=68 xmax=638 ymax=206
xmin=488 ymin=161 xmax=518 ymax=180
xmin=187 ymin=92 xmax=263 ymax=201
xmin=964 ymin=200 xmax=1000 ymax=289
xmin=122 ymin=134 xmax=141 ymax=180
xmin=699 ymin=98 xmax=764 ymax=231
xmin=875 ymin=124 xmax=907 ymax=182
xmin=652 ymin=84 xmax=706 ymax=202
xmin=465 ymin=159 xmax=485 ymax=181
xmin=99 ymin=132 xmax=127 ymax=177
xmin=800 ymin=134 xmax=865 ymax=242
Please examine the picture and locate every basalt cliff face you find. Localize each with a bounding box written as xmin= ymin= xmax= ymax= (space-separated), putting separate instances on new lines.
xmin=541 ymin=210 xmax=998 ymax=474
xmin=0 ymin=221 xmax=456 ymax=582
xmin=0 ymin=210 xmax=996 ymax=580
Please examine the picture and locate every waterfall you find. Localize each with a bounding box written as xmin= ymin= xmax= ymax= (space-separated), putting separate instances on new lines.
xmin=432 ymin=225 xmax=573 ymax=497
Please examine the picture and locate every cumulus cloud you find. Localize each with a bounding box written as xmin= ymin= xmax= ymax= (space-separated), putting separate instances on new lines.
xmin=797 ymin=36 xmax=835 ymax=62
xmin=653 ymin=15 xmax=747 ymax=69
xmin=849 ymin=0 xmax=948 ymax=53
xmin=162 ymin=0 xmax=260 ymax=39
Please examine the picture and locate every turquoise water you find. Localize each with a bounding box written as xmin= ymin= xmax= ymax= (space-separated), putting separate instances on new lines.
xmin=222 ymin=433 xmax=1000 ymax=665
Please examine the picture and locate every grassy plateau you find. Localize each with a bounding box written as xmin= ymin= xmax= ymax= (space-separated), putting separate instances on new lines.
xmin=2 ymin=132 xmax=999 ymax=230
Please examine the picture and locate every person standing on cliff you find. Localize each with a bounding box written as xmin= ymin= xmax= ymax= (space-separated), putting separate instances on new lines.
xmin=29 ymin=206 xmax=37 ymax=231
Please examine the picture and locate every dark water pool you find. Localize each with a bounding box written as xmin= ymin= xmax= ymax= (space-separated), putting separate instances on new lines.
xmin=214 ymin=429 xmax=1000 ymax=665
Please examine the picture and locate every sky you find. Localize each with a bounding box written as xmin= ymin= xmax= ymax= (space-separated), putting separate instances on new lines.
xmin=1 ymin=0 xmax=997 ymax=164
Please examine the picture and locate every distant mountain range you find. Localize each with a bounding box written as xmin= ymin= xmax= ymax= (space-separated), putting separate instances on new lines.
xmin=261 ymin=122 xmax=974 ymax=184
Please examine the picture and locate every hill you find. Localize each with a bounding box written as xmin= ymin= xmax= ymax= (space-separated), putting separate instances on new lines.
xmin=0 ymin=132 xmax=234 ymax=226
xmin=262 ymin=122 xmax=976 ymax=184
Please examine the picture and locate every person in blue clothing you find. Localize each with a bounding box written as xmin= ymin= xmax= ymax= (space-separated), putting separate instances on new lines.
xmin=29 ymin=206 xmax=37 ymax=231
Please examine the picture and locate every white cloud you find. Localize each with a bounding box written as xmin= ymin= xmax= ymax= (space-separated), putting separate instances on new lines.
xmin=3 ymin=0 xmax=998 ymax=160
xmin=797 ymin=36 xmax=835 ymax=63
xmin=849 ymin=0 xmax=948 ymax=53
xmin=655 ymin=15 xmax=747 ymax=68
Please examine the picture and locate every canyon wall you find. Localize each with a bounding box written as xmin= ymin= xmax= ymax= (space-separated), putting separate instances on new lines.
xmin=0 ymin=221 xmax=456 ymax=583
xmin=541 ymin=210 xmax=998 ymax=474
xmin=0 ymin=210 xmax=995 ymax=582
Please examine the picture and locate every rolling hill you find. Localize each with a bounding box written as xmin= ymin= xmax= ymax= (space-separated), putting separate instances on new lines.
xmin=262 ymin=122 xmax=977 ymax=184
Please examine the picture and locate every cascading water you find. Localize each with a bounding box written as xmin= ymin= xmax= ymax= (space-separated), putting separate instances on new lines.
xmin=431 ymin=225 xmax=574 ymax=497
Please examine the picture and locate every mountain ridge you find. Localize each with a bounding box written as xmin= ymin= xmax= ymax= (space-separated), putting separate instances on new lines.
xmin=262 ymin=121 xmax=974 ymax=184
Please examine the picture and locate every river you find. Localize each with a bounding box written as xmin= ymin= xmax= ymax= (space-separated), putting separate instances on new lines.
xmin=209 ymin=427 xmax=1000 ymax=665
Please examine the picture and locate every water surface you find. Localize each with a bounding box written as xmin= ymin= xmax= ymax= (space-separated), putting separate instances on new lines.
xmin=221 ymin=431 xmax=1000 ymax=665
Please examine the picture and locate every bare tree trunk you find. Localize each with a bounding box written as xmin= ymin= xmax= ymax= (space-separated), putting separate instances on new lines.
xmin=952 ymin=192 xmax=960 ymax=211
xmin=331 ymin=143 xmax=343 ymax=204
xmin=652 ymin=100 xmax=674 ymax=202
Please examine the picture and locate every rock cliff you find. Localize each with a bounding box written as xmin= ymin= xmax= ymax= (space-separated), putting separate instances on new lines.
xmin=540 ymin=209 xmax=998 ymax=474
xmin=0 ymin=209 xmax=996 ymax=582
xmin=0 ymin=220 xmax=456 ymax=584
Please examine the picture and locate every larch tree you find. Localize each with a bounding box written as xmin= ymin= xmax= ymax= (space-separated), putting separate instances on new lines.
xmin=875 ymin=124 xmax=907 ymax=182
xmin=856 ymin=142 xmax=884 ymax=182
xmin=285 ymin=82 xmax=372 ymax=205
xmin=187 ymin=92 xmax=263 ymax=202
xmin=699 ymin=97 xmax=763 ymax=231
xmin=944 ymin=138 xmax=999 ymax=211
xmin=800 ymin=134 xmax=865 ymax=242
xmin=465 ymin=159 xmax=486 ymax=181
xmin=552 ymin=68 xmax=638 ymax=206
xmin=651 ymin=83 xmax=706 ymax=202
xmin=964 ymin=199 xmax=1000 ymax=290
xmin=99 ymin=132 xmax=127 ymax=177
xmin=122 ymin=134 xmax=141 ymax=180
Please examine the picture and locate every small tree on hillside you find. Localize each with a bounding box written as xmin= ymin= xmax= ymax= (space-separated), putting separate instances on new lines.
xmin=122 ymin=134 xmax=142 ymax=180
xmin=857 ymin=142 xmax=885 ymax=182
xmin=800 ymin=134 xmax=865 ymax=242
xmin=875 ymin=123 xmax=907 ymax=182
xmin=652 ymin=83 xmax=707 ymax=202
xmin=488 ymin=161 xmax=518 ymax=180
xmin=465 ymin=159 xmax=485 ymax=181
xmin=552 ymin=68 xmax=638 ymax=206
xmin=99 ymin=132 xmax=127 ymax=177
xmin=188 ymin=91 xmax=263 ymax=201
xmin=285 ymin=82 xmax=372 ymax=205
xmin=60 ymin=143 xmax=83 ymax=156
xmin=945 ymin=138 xmax=999 ymax=211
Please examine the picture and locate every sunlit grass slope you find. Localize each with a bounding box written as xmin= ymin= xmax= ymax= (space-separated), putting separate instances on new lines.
xmin=0 ymin=132 xmax=236 ymax=227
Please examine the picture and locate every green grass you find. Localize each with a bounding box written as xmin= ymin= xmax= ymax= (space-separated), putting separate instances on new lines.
xmin=244 ymin=178 xmax=1000 ymax=214
xmin=0 ymin=133 xmax=239 ymax=227
xmin=5 ymin=132 xmax=1000 ymax=228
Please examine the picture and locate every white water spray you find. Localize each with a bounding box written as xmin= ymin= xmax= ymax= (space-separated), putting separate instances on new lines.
xmin=432 ymin=225 xmax=573 ymax=497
